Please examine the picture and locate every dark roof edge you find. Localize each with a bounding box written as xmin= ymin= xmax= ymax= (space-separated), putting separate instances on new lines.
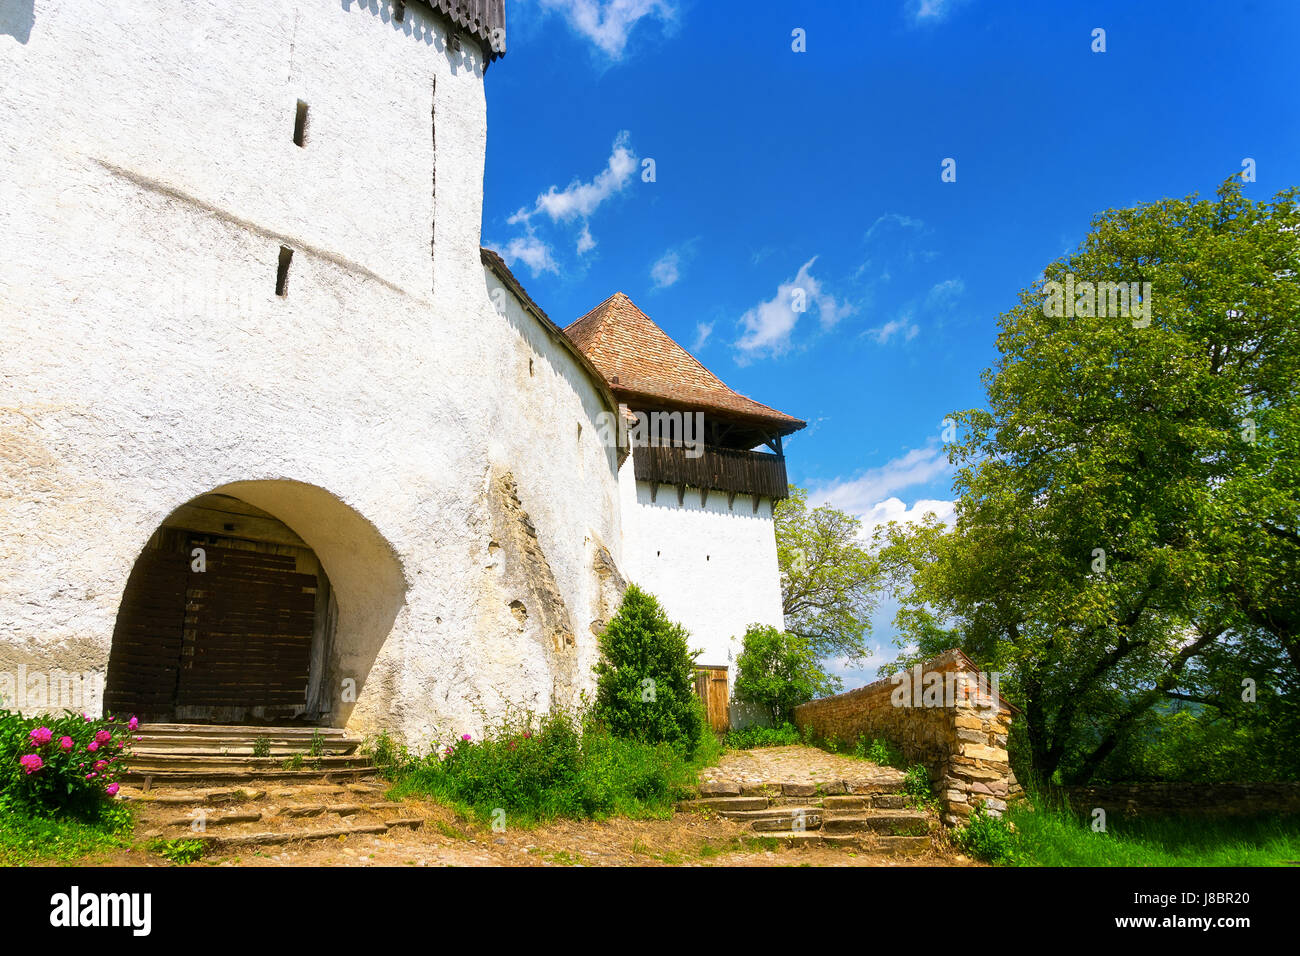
xmin=611 ymin=386 xmax=807 ymax=436
xmin=480 ymin=247 xmax=624 ymax=432
xmin=419 ymin=0 xmax=507 ymax=63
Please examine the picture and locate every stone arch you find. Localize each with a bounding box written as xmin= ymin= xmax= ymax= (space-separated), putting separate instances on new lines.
xmin=104 ymin=480 xmax=407 ymax=727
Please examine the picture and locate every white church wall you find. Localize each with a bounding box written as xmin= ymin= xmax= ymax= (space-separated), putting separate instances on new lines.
xmin=617 ymin=456 xmax=786 ymax=706
xmin=0 ymin=0 xmax=622 ymax=745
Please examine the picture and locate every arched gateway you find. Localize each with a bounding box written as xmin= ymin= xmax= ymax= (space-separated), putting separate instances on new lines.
xmin=104 ymin=482 xmax=407 ymax=727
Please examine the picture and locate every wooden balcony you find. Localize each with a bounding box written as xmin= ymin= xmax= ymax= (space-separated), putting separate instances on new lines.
xmin=632 ymin=443 xmax=789 ymax=502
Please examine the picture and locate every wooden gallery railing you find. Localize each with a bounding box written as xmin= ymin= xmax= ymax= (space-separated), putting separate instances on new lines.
xmin=631 ymin=444 xmax=789 ymax=503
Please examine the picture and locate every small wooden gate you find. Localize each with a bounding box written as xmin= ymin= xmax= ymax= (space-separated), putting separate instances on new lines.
xmin=694 ymin=665 xmax=731 ymax=733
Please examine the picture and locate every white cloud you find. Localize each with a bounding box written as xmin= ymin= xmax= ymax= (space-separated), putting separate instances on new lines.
xmin=808 ymin=445 xmax=955 ymax=541
xmin=864 ymin=212 xmax=924 ymax=243
xmin=536 ymin=0 xmax=678 ymax=59
xmin=733 ymin=257 xmax=853 ymax=362
xmin=907 ymin=0 xmax=966 ymax=24
xmin=650 ymin=249 xmax=681 ymax=288
xmin=502 ymin=131 xmax=637 ymax=269
xmin=925 ymin=277 xmax=964 ymax=309
xmin=864 ymin=316 xmax=919 ymax=344
xmin=511 ymin=131 xmax=638 ymax=226
xmin=691 ymin=321 xmax=713 ymax=352
xmin=858 ymin=497 xmax=956 ymax=540
xmin=493 ymin=234 xmax=558 ymax=276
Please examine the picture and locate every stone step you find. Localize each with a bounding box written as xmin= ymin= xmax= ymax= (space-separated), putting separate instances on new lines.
xmin=121 ymin=766 xmax=380 ymax=787
xmin=820 ymin=811 xmax=930 ymax=836
xmin=131 ymin=738 xmax=361 ymax=756
xmin=718 ymin=808 xmax=825 ymax=832
xmin=192 ymin=823 xmax=393 ymax=849
xmin=820 ymin=794 xmax=910 ymax=811
xmin=158 ymin=810 xmax=263 ymax=828
xmin=676 ymin=796 xmax=770 ymax=812
xmin=760 ymin=831 xmax=932 ymax=856
xmin=126 ymin=754 xmax=375 ymax=771
xmin=136 ymin=724 xmax=353 ymax=739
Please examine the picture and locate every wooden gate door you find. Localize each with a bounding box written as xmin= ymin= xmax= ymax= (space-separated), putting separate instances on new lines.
xmin=694 ymin=665 xmax=731 ymax=733
xmin=104 ymin=529 xmax=191 ymax=721
xmin=173 ymin=537 xmax=317 ymax=722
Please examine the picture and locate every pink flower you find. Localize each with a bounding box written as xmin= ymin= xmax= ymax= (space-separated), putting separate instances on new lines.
xmin=59 ymin=736 xmax=73 ymax=751
xmin=19 ymin=754 xmax=43 ymax=774
xmin=128 ymin=717 xmax=139 ymax=730
xmin=134 ymin=736 xmax=143 ymax=742
xmin=86 ymin=772 xmax=97 ymax=780
xmin=461 ymin=734 xmax=472 ymax=741
xmin=93 ymin=760 xmax=108 ymax=772
xmin=105 ymin=783 xmax=119 ymax=797
xmin=87 ymin=741 xmax=99 ymax=752
xmin=29 ymin=727 xmax=53 ymax=746
xmin=94 ymin=730 xmax=112 ymax=745
xmin=523 ymin=732 xmax=532 ymax=739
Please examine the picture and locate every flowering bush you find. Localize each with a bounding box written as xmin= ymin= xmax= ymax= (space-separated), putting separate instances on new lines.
xmin=0 ymin=707 xmax=136 ymax=820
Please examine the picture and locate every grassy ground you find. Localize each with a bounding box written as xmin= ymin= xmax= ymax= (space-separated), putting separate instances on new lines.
xmin=0 ymin=804 xmax=134 ymax=865
xmin=1005 ymin=800 xmax=1300 ymax=866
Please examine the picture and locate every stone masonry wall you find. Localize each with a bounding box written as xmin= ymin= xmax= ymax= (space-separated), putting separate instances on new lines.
xmin=794 ymin=649 xmax=1018 ymax=826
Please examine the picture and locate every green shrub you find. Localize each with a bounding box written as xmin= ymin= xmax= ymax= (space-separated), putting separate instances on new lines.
xmin=251 ymin=736 xmax=271 ymax=758
xmin=591 ymin=585 xmax=705 ymax=757
xmin=723 ymin=722 xmax=802 ymax=750
xmin=390 ymin=708 xmax=704 ymax=825
xmin=148 ymin=837 xmax=207 ymax=865
xmin=902 ymin=764 xmax=935 ymax=808
xmin=855 ymin=736 xmax=905 ymax=768
xmin=955 ymin=801 xmax=1018 ymax=865
xmin=732 ymin=625 xmax=840 ymax=725
xmin=0 ymin=707 xmax=136 ymax=820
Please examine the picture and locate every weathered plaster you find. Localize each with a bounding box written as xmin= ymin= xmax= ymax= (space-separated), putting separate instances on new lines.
xmin=0 ymin=0 xmax=623 ymax=744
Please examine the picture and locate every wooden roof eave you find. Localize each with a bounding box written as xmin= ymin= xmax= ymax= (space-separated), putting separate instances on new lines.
xmin=611 ymin=386 xmax=807 ymax=438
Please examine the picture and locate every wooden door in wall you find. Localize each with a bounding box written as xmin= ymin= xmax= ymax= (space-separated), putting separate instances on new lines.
xmin=105 ymin=528 xmax=319 ymax=724
xmin=172 ymin=536 xmax=317 ymax=723
xmin=694 ymin=665 xmax=731 ymax=733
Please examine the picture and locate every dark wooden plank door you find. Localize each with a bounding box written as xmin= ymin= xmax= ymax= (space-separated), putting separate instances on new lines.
xmin=104 ymin=531 xmax=190 ymax=721
xmin=174 ymin=537 xmax=316 ymax=720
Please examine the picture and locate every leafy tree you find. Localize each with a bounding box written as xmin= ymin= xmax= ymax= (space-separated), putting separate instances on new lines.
xmin=878 ymin=179 xmax=1300 ymax=785
xmin=732 ymin=625 xmax=841 ymax=725
xmin=774 ymin=486 xmax=881 ymax=662
xmin=592 ymin=585 xmax=705 ymax=756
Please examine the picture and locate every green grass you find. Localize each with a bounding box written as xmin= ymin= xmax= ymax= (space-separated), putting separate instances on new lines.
xmin=1004 ymin=797 xmax=1300 ymax=867
xmin=0 ymin=803 xmax=134 ymax=865
xmin=386 ymin=709 xmax=722 ymax=828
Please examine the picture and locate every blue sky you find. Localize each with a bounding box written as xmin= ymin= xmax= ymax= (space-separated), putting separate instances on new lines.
xmin=481 ymin=0 xmax=1300 ymax=680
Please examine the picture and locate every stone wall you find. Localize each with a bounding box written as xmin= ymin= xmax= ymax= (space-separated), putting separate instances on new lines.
xmin=794 ymin=649 xmax=1018 ymax=826
xmin=1061 ymin=782 xmax=1300 ymax=818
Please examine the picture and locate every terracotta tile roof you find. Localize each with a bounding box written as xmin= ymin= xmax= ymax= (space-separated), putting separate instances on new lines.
xmin=563 ymin=292 xmax=805 ymax=434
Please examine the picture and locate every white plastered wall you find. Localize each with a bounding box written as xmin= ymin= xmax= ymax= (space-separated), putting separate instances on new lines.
xmin=0 ymin=0 xmax=623 ymax=745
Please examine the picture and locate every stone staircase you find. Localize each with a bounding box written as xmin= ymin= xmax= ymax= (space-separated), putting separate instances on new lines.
xmin=119 ymin=724 xmax=424 ymax=853
xmin=676 ymin=780 xmax=934 ymax=856
xmin=123 ymin=723 xmax=376 ymax=788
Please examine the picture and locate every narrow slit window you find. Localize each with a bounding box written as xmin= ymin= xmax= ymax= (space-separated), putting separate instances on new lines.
xmin=394 ymin=1 xmax=406 ymax=22
xmin=276 ymin=246 xmax=294 ymax=297
xmin=293 ymin=100 xmax=309 ymax=147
